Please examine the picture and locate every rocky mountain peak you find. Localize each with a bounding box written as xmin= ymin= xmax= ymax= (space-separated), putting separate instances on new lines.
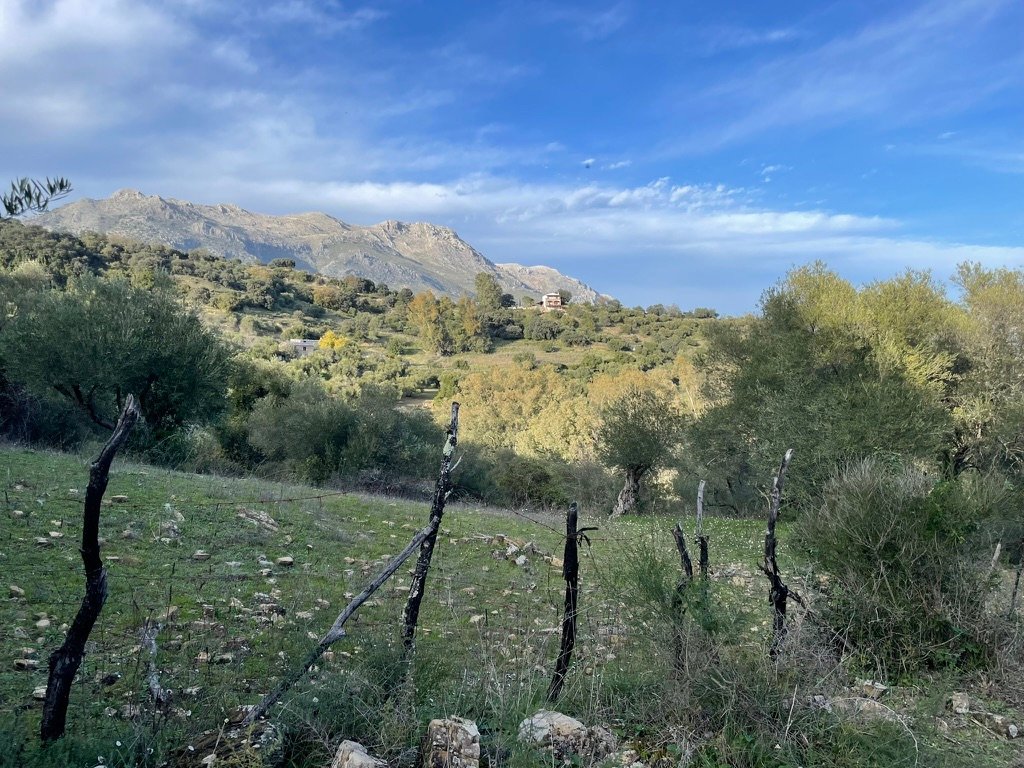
xmin=34 ymin=191 xmax=608 ymax=303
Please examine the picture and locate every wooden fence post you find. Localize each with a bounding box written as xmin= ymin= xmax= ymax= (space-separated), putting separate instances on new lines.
xmin=547 ymin=502 xmax=580 ymax=703
xmin=41 ymin=396 xmax=140 ymax=742
xmin=696 ymin=480 xmax=709 ymax=579
xmin=401 ymin=402 xmax=460 ymax=652
xmin=759 ymin=449 xmax=802 ymax=660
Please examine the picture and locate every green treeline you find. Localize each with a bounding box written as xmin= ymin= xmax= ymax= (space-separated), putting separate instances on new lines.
xmin=1 ymin=219 xmax=1022 ymax=524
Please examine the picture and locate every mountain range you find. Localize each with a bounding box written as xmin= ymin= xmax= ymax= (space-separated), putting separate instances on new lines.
xmin=35 ymin=190 xmax=606 ymax=303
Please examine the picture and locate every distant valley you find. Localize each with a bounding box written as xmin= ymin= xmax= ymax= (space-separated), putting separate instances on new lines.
xmin=35 ymin=189 xmax=607 ymax=302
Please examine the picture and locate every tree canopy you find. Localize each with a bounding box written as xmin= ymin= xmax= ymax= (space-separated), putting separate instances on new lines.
xmin=0 ymin=275 xmax=232 ymax=435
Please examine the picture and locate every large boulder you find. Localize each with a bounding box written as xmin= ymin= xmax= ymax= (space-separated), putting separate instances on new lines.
xmin=423 ymin=716 xmax=481 ymax=768
xmin=518 ymin=710 xmax=618 ymax=763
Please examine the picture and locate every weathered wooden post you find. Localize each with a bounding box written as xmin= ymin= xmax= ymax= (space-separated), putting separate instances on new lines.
xmin=759 ymin=449 xmax=802 ymax=660
xmin=402 ymin=402 xmax=460 ymax=652
xmin=696 ymin=479 xmax=709 ymax=579
xmin=41 ymin=396 xmax=140 ymax=742
xmin=548 ymin=502 xmax=580 ymax=703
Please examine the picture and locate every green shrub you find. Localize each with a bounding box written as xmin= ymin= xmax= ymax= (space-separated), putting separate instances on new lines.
xmin=798 ymin=459 xmax=1002 ymax=674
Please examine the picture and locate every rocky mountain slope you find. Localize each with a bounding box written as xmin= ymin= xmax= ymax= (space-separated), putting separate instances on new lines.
xmin=35 ymin=190 xmax=605 ymax=302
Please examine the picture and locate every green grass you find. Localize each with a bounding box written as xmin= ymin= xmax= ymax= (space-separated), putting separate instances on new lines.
xmin=1 ymin=446 xmax=1020 ymax=767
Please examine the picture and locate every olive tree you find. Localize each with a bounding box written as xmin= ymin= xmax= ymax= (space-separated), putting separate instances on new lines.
xmin=1 ymin=275 xmax=231 ymax=435
xmin=598 ymin=384 xmax=681 ymax=516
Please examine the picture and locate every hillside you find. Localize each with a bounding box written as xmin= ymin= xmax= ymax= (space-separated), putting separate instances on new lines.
xmin=3 ymin=446 xmax=1018 ymax=767
xmin=34 ymin=189 xmax=606 ymax=303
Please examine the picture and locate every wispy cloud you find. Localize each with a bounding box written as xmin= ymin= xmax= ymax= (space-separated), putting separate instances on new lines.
xmin=760 ymin=163 xmax=791 ymax=182
xmin=669 ymin=0 xmax=1024 ymax=150
xmin=532 ymin=2 xmax=631 ymax=41
xmin=698 ymin=25 xmax=802 ymax=55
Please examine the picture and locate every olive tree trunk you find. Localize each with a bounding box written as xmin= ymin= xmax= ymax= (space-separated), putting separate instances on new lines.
xmin=610 ymin=467 xmax=643 ymax=517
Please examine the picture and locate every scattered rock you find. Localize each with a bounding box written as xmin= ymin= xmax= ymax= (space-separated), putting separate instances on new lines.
xmin=32 ymin=686 xmax=46 ymax=701
xmin=948 ymin=692 xmax=971 ymax=715
xmin=423 ymin=717 xmax=481 ymax=768
xmin=192 ymin=550 xmax=212 ymax=561
xmin=331 ymin=740 xmax=387 ymax=768
xmin=212 ymin=653 xmax=234 ymax=665
xmin=10 ymin=509 xmax=25 ymax=518
xmin=35 ymin=618 xmax=50 ymax=630
xmin=518 ymin=710 xmax=618 ymax=763
xmin=856 ymin=679 xmax=888 ymax=700
xmin=34 ymin=537 xmax=53 ymax=548
xmin=237 ymin=508 xmax=279 ymax=532
xmin=110 ymin=495 xmax=129 ymax=503
xmin=14 ymin=658 xmax=39 ymax=671
xmin=983 ymin=712 xmax=1019 ymax=739
xmin=176 ymin=720 xmax=282 ymax=767
xmin=9 ymin=584 xmax=25 ymax=599
xmin=275 ymin=556 xmax=294 ymax=567
xmin=122 ymin=528 xmax=141 ymax=540
xmin=157 ymin=605 xmax=180 ymax=623
xmin=48 ymin=530 xmax=64 ymax=539
xmin=831 ymin=697 xmax=900 ymax=723
xmin=514 ymin=555 xmax=529 ymax=567
xmin=608 ymin=746 xmax=647 ymax=768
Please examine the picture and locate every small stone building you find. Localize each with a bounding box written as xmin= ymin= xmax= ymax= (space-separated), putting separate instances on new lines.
xmin=288 ymin=338 xmax=319 ymax=357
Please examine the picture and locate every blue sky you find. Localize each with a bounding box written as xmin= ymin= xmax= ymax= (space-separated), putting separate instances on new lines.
xmin=3 ymin=0 xmax=1024 ymax=312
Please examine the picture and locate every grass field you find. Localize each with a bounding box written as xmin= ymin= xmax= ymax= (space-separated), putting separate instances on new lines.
xmin=1 ymin=445 xmax=1021 ymax=767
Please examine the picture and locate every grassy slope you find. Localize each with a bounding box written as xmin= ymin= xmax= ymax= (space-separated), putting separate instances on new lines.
xmin=1 ymin=446 xmax=1019 ymax=767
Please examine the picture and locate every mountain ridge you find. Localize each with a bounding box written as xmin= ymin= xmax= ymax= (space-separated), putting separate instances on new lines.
xmin=34 ymin=190 xmax=607 ymax=303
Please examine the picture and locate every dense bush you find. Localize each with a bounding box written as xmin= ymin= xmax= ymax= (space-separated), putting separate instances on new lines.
xmin=798 ymin=459 xmax=1003 ymax=674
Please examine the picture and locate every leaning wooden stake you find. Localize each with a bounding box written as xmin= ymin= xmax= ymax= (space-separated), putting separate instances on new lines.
xmin=758 ymin=449 xmax=802 ymax=660
xmin=696 ymin=479 xmax=709 ymax=579
xmin=41 ymin=395 xmax=140 ymax=742
xmin=402 ymin=402 xmax=460 ymax=652
xmin=548 ymin=502 xmax=580 ymax=703
xmin=244 ymin=521 xmax=437 ymax=725
xmin=244 ymin=407 xmax=460 ymax=726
